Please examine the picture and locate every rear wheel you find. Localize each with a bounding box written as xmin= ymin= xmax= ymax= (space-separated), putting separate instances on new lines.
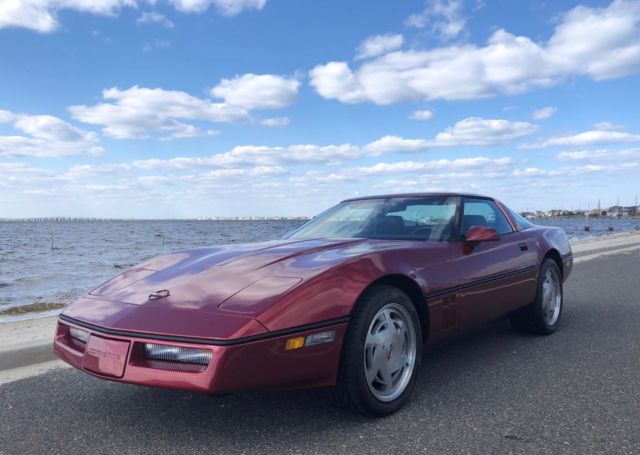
xmin=511 ymin=259 xmax=563 ymax=334
xmin=333 ymin=285 xmax=422 ymax=416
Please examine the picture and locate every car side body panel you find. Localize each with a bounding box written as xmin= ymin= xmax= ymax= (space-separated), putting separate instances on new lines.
xmin=452 ymin=229 xmax=539 ymax=331
xmin=251 ymin=240 xmax=459 ymax=334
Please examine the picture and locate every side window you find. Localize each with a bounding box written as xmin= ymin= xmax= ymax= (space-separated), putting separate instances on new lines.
xmin=383 ymin=198 xmax=458 ymax=241
xmin=461 ymin=199 xmax=513 ymax=239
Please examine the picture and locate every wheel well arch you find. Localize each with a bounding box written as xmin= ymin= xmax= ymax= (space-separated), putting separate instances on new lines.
xmin=360 ymin=274 xmax=429 ymax=341
xmin=543 ymin=248 xmax=563 ymax=278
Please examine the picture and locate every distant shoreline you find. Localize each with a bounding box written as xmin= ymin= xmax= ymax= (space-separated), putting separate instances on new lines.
xmin=527 ymin=215 xmax=640 ymax=220
xmin=2 ymin=215 xmax=638 ymax=223
xmin=0 ymin=217 xmax=312 ymax=222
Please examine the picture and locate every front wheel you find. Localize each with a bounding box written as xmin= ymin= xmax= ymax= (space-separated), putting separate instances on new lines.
xmin=511 ymin=259 xmax=563 ymax=335
xmin=333 ymin=285 xmax=422 ymax=416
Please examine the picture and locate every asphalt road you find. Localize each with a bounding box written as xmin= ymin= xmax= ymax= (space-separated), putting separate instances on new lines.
xmin=1 ymin=250 xmax=639 ymax=455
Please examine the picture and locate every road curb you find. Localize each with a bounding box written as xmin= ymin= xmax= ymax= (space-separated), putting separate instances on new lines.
xmin=0 ymin=341 xmax=56 ymax=372
xmin=572 ymin=243 xmax=640 ymax=263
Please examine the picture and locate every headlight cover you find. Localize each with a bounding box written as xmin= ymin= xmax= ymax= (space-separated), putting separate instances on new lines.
xmin=69 ymin=327 xmax=90 ymax=343
xmin=143 ymin=343 xmax=212 ymax=365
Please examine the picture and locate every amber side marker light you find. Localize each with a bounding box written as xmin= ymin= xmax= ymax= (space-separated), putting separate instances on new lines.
xmin=285 ymin=331 xmax=336 ymax=350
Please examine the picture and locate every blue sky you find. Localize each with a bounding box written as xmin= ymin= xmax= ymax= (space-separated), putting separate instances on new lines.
xmin=1 ymin=0 xmax=639 ymax=218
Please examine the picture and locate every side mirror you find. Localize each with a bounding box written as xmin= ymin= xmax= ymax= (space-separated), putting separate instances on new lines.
xmin=465 ymin=226 xmax=500 ymax=242
xmin=463 ymin=226 xmax=500 ymax=255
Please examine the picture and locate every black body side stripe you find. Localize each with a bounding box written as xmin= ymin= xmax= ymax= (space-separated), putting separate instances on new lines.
xmin=58 ymin=313 xmax=349 ymax=346
xmin=423 ymin=287 xmax=457 ymax=299
xmin=423 ymin=265 xmax=538 ymax=300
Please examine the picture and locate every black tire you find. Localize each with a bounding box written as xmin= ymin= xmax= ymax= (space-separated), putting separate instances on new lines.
xmin=510 ymin=259 xmax=563 ymax=335
xmin=332 ymin=285 xmax=422 ymax=416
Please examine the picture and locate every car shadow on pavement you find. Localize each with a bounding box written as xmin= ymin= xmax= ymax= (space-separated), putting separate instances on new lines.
xmin=5 ymin=306 xmax=604 ymax=454
xmin=75 ymin=318 xmax=564 ymax=441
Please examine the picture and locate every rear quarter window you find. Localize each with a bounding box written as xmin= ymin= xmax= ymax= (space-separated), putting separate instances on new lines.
xmin=507 ymin=208 xmax=534 ymax=230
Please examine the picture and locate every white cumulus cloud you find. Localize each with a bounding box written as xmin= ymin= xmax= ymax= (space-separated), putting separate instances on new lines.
xmin=69 ymin=86 xmax=249 ymax=139
xmin=132 ymin=143 xmax=362 ymax=169
xmin=532 ymin=106 xmax=556 ymax=120
xmin=409 ymin=109 xmax=434 ymax=120
xmin=431 ymin=117 xmax=538 ymax=146
xmin=0 ymin=0 xmax=266 ymax=32
xmin=557 ymin=148 xmax=640 ymax=161
xmin=309 ymin=61 xmax=367 ymax=104
xmin=211 ymin=74 xmax=300 ymax=110
xmin=0 ymin=109 xmax=103 ymax=158
xmin=513 ymin=162 xmax=640 ymax=177
xmin=406 ymin=0 xmax=466 ymax=40
xmin=356 ymin=34 xmax=404 ymax=60
xmin=522 ymin=125 xmax=640 ymax=148
xmin=259 ymin=117 xmax=290 ymax=127
xmin=287 ymin=156 xmax=516 ymax=190
xmin=0 ymin=0 xmax=135 ymax=32
xmin=311 ymin=0 xmax=640 ymax=104
xmin=137 ymin=11 xmax=174 ymax=28
xmin=168 ymin=0 xmax=266 ymax=15
xmin=129 ymin=116 xmax=536 ymax=169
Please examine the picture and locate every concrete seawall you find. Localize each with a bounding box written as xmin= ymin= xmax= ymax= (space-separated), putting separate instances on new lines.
xmin=2 ymin=230 xmax=640 ymax=384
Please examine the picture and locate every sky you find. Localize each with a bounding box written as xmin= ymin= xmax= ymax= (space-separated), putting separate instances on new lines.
xmin=1 ymin=0 xmax=640 ymax=218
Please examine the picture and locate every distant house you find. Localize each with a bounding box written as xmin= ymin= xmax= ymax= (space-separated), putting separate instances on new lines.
xmin=606 ymin=206 xmax=637 ymax=217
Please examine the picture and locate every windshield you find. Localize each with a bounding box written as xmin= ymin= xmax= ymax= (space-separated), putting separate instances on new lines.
xmin=286 ymin=196 xmax=459 ymax=241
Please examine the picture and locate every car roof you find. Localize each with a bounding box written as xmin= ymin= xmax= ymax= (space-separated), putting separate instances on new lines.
xmin=341 ymin=192 xmax=494 ymax=202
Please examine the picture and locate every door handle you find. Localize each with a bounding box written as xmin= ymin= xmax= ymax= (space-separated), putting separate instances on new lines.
xmin=518 ymin=242 xmax=528 ymax=251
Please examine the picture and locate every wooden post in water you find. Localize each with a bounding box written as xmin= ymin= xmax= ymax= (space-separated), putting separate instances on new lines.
xmin=51 ymin=232 xmax=54 ymax=250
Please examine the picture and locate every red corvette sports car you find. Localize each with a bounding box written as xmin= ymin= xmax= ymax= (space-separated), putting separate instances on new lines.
xmin=54 ymin=193 xmax=572 ymax=416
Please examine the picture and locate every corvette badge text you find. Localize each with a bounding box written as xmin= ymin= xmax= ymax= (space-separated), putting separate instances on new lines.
xmin=88 ymin=347 xmax=122 ymax=361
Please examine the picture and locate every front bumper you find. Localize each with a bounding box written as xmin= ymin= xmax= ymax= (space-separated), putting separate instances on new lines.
xmin=53 ymin=316 xmax=347 ymax=394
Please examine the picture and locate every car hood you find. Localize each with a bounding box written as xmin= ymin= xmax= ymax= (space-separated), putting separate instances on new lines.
xmin=63 ymin=238 xmax=375 ymax=336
